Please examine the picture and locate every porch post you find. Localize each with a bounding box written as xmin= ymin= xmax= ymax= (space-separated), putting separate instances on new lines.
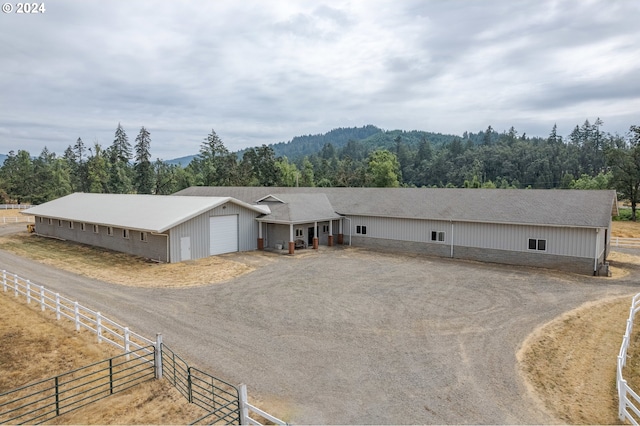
xmin=337 ymin=218 xmax=344 ymax=245
xmin=257 ymin=221 xmax=264 ymax=250
xmin=288 ymin=224 xmax=295 ymax=254
xmin=313 ymin=221 xmax=319 ymax=249
xmin=328 ymin=220 xmax=334 ymax=247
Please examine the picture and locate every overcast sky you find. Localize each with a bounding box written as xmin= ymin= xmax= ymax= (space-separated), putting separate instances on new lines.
xmin=1 ymin=0 xmax=639 ymax=160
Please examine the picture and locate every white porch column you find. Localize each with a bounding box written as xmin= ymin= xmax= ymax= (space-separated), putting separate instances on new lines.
xmin=328 ymin=220 xmax=334 ymax=247
xmin=313 ymin=221 xmax=319 ymax=249
xmin=257 ymin=221 xmax=264 ymax=250
xmin=288 ymin=223 xmax=294 ymax=254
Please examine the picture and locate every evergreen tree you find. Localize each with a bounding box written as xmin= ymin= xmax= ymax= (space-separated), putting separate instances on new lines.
xmin=608 ymin=125 xmax=640 ymax=221
xmin=134 ymin=126 xmax=154 ymax=194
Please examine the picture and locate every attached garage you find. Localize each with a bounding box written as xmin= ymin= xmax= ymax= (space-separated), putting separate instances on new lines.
xmin=210 ymin=215 xmax=239 ymax=255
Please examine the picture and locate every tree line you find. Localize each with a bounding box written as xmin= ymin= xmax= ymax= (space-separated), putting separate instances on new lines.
xmin=1 ymin=120 xmax=640 ymax=217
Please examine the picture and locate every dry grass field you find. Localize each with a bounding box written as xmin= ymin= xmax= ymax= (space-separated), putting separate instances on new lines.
xmin=612 ymin=220 xmax=640 ymax=238
xmin=0 ymin=232 xmax=254 ymax=288
xmin=0 ymin=293 xmax=209 ymax=424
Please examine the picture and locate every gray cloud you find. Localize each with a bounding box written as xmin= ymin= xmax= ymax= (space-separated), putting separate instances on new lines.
xmin=0 ymin=0 xmax=639 ymax=159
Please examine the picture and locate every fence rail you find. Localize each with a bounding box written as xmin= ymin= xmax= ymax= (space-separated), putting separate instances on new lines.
xmin=0 ymin=204 xmax=31 ymax=210
xmin=1 ymin=269 xmax=286 ymax=426
xmin=0 ymin=216 xmax=34 ymax=224
xmin=612 ymin=237 xmax=640 ymax=249
xmin=1 ymin=270 xmax=154 ymax=355
xmin=618 ymin=293 xmax=640 ymax=424
xmin=0 ymin=346 xmax=156 ymax=424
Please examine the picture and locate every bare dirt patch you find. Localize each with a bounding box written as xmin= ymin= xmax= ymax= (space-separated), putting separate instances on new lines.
xmin=0 ymin=232 xmax=254 ymax=288
xmin=0 ymin=294 xmax=208 ymax=424
xmin=518 ymin=296 xmax=631 ymax=424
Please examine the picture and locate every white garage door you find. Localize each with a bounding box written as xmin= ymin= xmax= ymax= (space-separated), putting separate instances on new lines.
xmin=210 ymin=215 xmax=238 ymax=255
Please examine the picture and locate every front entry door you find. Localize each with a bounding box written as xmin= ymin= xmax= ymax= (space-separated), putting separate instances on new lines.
xmin=308 ymin=227 xmax=314 ymax=246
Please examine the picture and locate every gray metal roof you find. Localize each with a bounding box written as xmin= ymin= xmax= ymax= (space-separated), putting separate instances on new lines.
xmin=22 ymin=193 xmax=269 ymax=233
xmin=174 ymin=186 xmax=617 ymax=228
xmin=256 ymin=193 xmax=342 ymax=224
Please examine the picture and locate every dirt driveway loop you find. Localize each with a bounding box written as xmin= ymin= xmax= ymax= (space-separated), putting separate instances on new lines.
xmin=1 ymin=223 xmax=638 ymax=424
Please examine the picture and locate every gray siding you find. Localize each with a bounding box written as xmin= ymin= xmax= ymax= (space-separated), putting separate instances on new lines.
xmin=344 ymin=214 xmax=603 ymax=274
xmin=169 ymin=201 xmax=260 ymax=262
xmin=34 ymin=216 xmax=168 ymax=262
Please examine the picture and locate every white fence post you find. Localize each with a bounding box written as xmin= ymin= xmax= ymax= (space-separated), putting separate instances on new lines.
xmin=96 ymin=312 xmax=102 ymax=343
xmin=124 ymin=327 xmax=130 ymax=352
xmin=55 ymin=293 xmax=61 ymax=320
xmin=155 ymin=333 xmax=163 ymax=379
xmin=239 ymin=383 xmax=250 ymax=425
xmin=40 ymin=285 xmax=45 ymax=311
xmin=13 ymin=275 xmax=18 ymax=297
xmin=2 ymin=270 xmax=6 ymax=292
xmin=74 ymin=301 xmax=80 ymax=331
xmin=26 ymin=280 xmax=31 ymax=304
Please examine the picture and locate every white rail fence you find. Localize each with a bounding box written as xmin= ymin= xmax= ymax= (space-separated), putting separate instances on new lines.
xmin=0 ymin=204 xmax=31 ymax=209
xmin=0 ymin=216 xmax=35 ymax=224
xmin=1 ymin=269 xmax=155 ymax=355
xmin=618 ymin=293 xmax=640 ymax=424
xmin=0 ymin=269 xmax=286 ymax=426
xmin=612 ymin=237 xmax=640 ymax=249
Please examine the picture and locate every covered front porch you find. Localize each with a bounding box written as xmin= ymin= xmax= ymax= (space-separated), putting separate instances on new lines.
xmin=252 ymin=192 xmax=345 ymax=255
xmin=257 ymin=219 xmax=345 ymax=254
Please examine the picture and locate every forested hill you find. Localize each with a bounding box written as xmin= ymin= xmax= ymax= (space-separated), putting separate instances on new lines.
xmin=265 ymin=125 xmax=459 ymax=161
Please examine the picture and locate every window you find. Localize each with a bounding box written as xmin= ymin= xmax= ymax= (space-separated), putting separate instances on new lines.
xmin=356 ymin=225 xmax=367 ymax=235
xmin=431 ymin=231 xmax=445 ymax=242
xmin=123 ymin=229 xmax=129 ymax=239
xmin=93 ymin=224 xmax=99 ymax=233
xmin=81 ymin=223 xmax=86 ymax=231
xmin=107 ymin=226 xmax=113 ymax=236
xmin=69 ymin=221 xmax=74 ymax=229
xmin=322 ymin=225 xmax=329 ymax=233
xmin=39 ymin=217 xmax=43 ymax=223
xmin=58 ymin=220 xmax=62 ymax=227
xmin=528 ymin=238 xmax=546 ymax=251
xmin=295 ymin=228 xmax=303 ymax=238
xmin=140 ymin=232 xmax=148 ymax=242
xmin=48 ymin=218 xmax=53 ymax=225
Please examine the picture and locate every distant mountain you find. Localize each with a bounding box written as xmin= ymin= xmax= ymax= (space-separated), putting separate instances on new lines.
xmin=165 ymin=154 xmax=197 ymax=166
xmin=164 ymin=125 xmax=461 ymax=166
xmin=268 ymin=125 xmax=383 ymax=160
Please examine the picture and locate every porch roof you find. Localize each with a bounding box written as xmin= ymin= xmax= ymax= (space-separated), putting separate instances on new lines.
xmin=255 ymin=193 xmax=342 ymax=224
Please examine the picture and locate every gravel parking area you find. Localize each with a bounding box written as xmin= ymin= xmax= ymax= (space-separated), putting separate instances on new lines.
xmin=1 ymin=223 xmax=638 ymax=424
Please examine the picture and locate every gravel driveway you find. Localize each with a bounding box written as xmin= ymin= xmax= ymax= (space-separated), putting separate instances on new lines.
xmin=1 ymin=223 xmax=638 ymax=424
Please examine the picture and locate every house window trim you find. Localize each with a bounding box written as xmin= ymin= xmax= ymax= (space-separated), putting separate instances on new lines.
xmin=93 ymin=224 xmax=99 ymax=234
xmin=123 ymin=229 xmax=130 ymax=239
xmin=58 ymin=219 xmax=62 ymax=227
xmin=107 ymin=226 xmax=114 ymax=236
xmin=356 ymin=225 xmax=367 ymax=235
xmin=528 ymin=238 xmax=547 ymax=252
xmin=140 ymin=231 xmax=148 ymax=243
xmin=81 ymin=223 xmax=86 ymax=232
xmin=48 ymin=218 xmax=53 ymax=225
xmin=322 ymin=225 xmax=329 ymax=233
xmin=295 ymin=228 xmax=303 ymax=238
xmin=69 ymin=221 xmax=74 ymax=230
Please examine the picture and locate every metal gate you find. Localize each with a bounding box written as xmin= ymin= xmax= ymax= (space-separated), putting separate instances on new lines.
xmin=161 ymin=344 xmax=241 ymax=425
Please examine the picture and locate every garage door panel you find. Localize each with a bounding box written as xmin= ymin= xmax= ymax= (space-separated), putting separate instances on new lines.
xmin=210 ymin=215 xmax=238 ymax=255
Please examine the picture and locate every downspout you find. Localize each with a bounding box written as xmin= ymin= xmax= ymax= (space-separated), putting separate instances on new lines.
xmin=450 ymin=221 xmax=454 ymax=258
xmin=593 ymin=228 xmax=600 ymax=276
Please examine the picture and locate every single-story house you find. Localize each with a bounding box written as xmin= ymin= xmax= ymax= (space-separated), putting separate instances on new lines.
xmin=174 ymin=187 xmax=618 ymax=276
xmin=23 ymin=188 xmax=617 ymax=275
xmin=21 ymin=193 xmax=270 ymax=263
